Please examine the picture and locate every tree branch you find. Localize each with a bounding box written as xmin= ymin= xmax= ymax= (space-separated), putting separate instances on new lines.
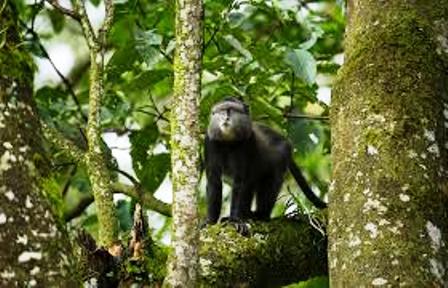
xmin=73 ymin=0 xmax=97 ymax=50
xmin=284 ymin=113 xmax=329 ymax=121
xmin=64 ymin=182 xmax=172 ymax=221
xmin=99 ymin=0 xmax=114 ymax=46
xmin=45 ymin=0 xmax=81 ymax=21
xmin=42 ymin=114 xmax=171 ymax=221
xmin=111 ymin=182 xmax=172 ymax=217
xmin=40 ymin=121 xmax=86 ymax=163
xmin=199 ymin=218 xmax=328 ymax=287
xmin=64 ymin=195 xmax=94 ymax=221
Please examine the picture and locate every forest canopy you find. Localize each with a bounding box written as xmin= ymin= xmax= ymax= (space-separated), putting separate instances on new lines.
xmin=17 ymin=0 xmax=340 ymax=244
xmin=4 ymin=0 xmax=447 ymax=287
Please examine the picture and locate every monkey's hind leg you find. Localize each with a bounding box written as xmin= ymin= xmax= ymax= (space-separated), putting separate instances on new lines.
xmin=254 ymin=176 xmax=282 ymax=221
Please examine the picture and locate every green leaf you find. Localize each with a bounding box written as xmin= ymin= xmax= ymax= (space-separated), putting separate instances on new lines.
xmin=129 ymin=125 xmax=159 ymax=161
xmin=135 ymin=29 xmax=163 ymax=66
xmin=48 ymin=9 xmax=65 ymax=33
xmin=81 ymin=214 xmax=99 ymax=241
xmin=287 ymin=119 xmax=319 ymax=157
xmin=129 ymin=126 xmax=170 ymax=193
xmin=89 ymin=0 xmax=101 ymax=7
xmin=127 ymin=69 xmax=172 ymax=92
xmin=135 ymin=29 xmax=163 ymax=46
xmin=109 ymin=18 xmax=135 ymax=47
xmin=116 ymin=200 xmax=133 ymax=232
xmin=106 ymin=44 xmax=140 ymax=82
xmin=299 ymin=31 xmax=321 ymax=50
xmin=137 ymin=153 xmax=170 ymax=193
xmin=223 ymin=34 xmax=253 ymax=61
xmin=252 ymin=96 xmax=284 ymax=124
xmin=284 ymin=49 xmax=316 ymax=85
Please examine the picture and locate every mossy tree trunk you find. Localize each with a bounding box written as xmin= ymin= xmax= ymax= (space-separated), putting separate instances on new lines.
xmin=329 ymin=1 xmax=448 ymax=286
xmin=0 ymin=2 xmax=78 ymax=286
xmin=164 ymin=0 xmax=203 ymax=287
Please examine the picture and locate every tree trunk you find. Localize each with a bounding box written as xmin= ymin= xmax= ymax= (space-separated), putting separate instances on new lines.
xmin=329 ymin=1 xmax=448 ymax=286
xmin=0 ymin=2 xmax=78 ymax=286
xmin=164 ymin=0 xmax=203 ymax=286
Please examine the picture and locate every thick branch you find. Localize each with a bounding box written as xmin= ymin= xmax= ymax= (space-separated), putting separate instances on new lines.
xmin=40 ymin=121 xmax=85 ymax=163
xmin=73 ymin=0 xmax=119 ymax=247
xmin=41 ymin=123 xmax=170 ymax=219
xmin=64 ymin=183 xmax=172 ymax=221
xmin=111 ymin=182 xmax=172 ymax=217
xmin=199 ymin=218 xmax=328 ymax=287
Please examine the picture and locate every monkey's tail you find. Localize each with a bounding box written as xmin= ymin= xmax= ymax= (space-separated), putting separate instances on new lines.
xmin=289 ymin=161 xmax=327 ymax=209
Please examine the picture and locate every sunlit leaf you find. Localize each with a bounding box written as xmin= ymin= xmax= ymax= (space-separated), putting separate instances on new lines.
xmin=284 ymin=49 xmax=317 ymax=85
xmin=48 ymin=9 xmax=65 ymax=33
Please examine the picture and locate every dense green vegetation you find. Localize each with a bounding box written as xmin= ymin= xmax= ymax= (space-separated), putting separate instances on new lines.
xmin=13 ymin=0 xmax=344 ymax=286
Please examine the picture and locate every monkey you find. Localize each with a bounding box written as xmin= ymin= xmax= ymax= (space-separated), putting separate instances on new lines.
xmin=203 ymin=97 xmax=327 ymax=234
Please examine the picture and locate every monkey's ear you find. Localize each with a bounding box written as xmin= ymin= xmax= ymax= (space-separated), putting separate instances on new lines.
xmin=222 ymin=96 xmax=239 ymax=103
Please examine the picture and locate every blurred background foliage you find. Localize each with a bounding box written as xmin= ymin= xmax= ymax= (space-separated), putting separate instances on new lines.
xmin=16 ymin=1 xmax=344 ymax=283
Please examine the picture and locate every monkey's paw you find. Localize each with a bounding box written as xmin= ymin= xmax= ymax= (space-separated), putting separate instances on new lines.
xmin=200 ymin=218 xmax=217 ymax=229
xmin=220 ymin=217 xmax=251 ymax=237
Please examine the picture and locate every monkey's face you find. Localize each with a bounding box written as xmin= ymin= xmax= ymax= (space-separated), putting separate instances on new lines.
xmin=207 ymin=100 xmax=252 ymax=142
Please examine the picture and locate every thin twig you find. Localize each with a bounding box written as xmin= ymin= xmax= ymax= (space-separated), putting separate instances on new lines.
xmin=18 ymin=17 xmax=88 ymax=122
xmin=101 ymin=0 xmax=114 ymax=38
xmin=148 ymin=92 xmax=169 ymax=122
xmin=203 ymin=0 xmax=238 ymax=51
xmin=115 ymin=168 xmax=140 ymax=187
xmin=61 ymin=165 xmax=78 ymax=197
xmin=289 ymin=71 xmax=295 ymax=113
xmin=159 ymin=48 xmax=173 ymax=64
xmin=111 ymin=182 xmax=172 ymax=217
xmin=45 ymin=0 xmax=81 ymax=21
xmin=64 ymin=195 xmax=94 ymax=221
xmin=284 ymin=113 xmax=329 ymax=121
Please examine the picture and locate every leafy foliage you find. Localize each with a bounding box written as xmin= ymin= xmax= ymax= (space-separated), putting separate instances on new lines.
xmin=18 ymin=0 xmax=343 ymax=258
xmin=129 ymin=125 xmax=170 ymax=193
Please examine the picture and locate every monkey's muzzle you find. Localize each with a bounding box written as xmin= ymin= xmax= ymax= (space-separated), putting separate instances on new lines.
xmin=219 ymin=122 xmax=235 ymax=140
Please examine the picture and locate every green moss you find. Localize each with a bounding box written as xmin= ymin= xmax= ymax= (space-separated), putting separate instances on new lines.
xmin=122 ymin=235 xmax=169 ymax=285
xmin=199 ymin=219 xmax=327 ymax=287
xmin=330 ymin=1 xmax=448 ymax=286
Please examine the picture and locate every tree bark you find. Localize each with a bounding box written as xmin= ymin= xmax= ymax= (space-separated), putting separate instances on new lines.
xmin=330 ymin=1 xmax=448 ymax=286
xmin=73 ymin=0 xmax=120 ymax=248
xmin=164 ymin=0 xmax=203 ymax=287
xmin=0 ymin=2 xmax=78 ymax=286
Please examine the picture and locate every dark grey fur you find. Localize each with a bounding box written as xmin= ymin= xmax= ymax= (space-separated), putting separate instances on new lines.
xmin=204 ymin=98 xmax=326 ymax=226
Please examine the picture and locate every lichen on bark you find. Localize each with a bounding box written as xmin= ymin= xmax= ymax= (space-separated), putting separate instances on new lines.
xmin=164 ymin=0 xmax=203 ymax=287
xmin=73 ymin=0 xmax=120 ymax=248
xmin=329 ymin=1 xmax=448 ymax=286
xmin=0 ymin=3 xmax=78 ymax=286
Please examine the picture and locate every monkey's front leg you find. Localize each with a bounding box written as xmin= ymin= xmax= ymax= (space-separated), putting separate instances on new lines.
xmin=204 ymin=168 xmax=222 ymax=225
xmin=221 ymin=178 xmax=253 ymax=236
xmin=230 ymin=178 xmax=253 ymax=220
